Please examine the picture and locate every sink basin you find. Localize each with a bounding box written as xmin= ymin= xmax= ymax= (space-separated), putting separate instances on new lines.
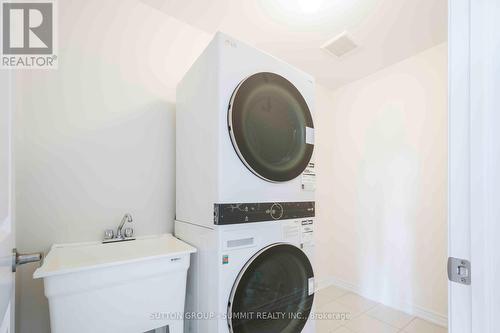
xmin=34 ymin=234 xmax=196 ymax=333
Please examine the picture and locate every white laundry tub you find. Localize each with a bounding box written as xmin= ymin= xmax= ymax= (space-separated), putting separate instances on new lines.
xmin=34 ymin=234 xmax=196 ymax=333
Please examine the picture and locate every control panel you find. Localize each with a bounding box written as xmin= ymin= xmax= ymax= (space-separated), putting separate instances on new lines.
xmin=214 ymin=201 xmax=315 ymax=225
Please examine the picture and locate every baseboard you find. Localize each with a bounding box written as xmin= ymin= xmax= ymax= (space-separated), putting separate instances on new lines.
xmin=317 ymin=276 xmax=448 ymax=328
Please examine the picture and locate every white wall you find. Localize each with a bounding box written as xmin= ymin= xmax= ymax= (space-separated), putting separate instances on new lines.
xmin=315 ymin=43 xmax=448 ymax=324
xmin=0 ymin=73 xmax=10 ymax=227
xmin=13 ymin=1 xmax=211 ymax=332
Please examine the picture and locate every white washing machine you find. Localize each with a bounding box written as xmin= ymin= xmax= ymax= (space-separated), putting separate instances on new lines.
xmin=175 ymin=218 xmax=316 ymax=333
xmin=176 ymin=32 xmax=316 ymax=228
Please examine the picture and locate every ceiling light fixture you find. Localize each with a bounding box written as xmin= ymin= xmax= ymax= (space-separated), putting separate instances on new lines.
xmin=297 ymin=0 xmax=323 ymax=14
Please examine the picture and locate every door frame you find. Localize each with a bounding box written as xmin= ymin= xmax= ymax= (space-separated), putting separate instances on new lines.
xmin=448 ymin=0 xmax=500 ymax=332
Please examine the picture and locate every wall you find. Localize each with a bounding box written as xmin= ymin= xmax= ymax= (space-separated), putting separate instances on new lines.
xmin=0 ymin=56 xmax=15 ymax=332
xmin=13 ymin=1 xmax=211 ymax=332
xmin=315 ymin=43 xmax=448 ymax=324
xmin=0 ymin=73 xmax=10 ymax=231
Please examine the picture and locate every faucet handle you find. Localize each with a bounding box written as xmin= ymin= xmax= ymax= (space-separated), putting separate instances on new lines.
xmin=123 ymin=227 xmax=134 ymax=238
xmin=104 ymin=229 xmax=114 ymax=240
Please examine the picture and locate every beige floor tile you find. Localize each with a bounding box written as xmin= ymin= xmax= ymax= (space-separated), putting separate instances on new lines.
xmin=345 ymin=314 xmax=399 ymax=333
xmin=332 ymin=327 xmax=354 ymax=333
xmin=315 ymin=317 xmax=344 ymax=333
xmin=315 ymin=285 xmax=349 ymax=307
xmin=317 ymin=299 xmax=361 ymax=320
xmin=366 ymin=304 xmax=414 ymax=329
xmin=335 ymin=293 xmax=378 ymax=314
xmin=403 ymin=318 xmax=448 ymax=333
xmin=315 ymin=300 xmax=357 ymax=332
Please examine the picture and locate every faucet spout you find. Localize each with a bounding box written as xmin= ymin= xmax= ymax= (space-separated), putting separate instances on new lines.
xmin=117 ymin=213 xmax=133 ymax=238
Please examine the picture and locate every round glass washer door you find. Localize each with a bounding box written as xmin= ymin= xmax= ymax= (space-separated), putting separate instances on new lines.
xmin=228 ymin=72 xmax=314 ymax=182
xmin=227 ymin=243 xmax=314 ymax=333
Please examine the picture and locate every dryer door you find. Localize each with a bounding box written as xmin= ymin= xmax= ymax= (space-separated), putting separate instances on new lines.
xmin=228 ymin=72 xmax=314 ymax=182
xmin=228 ymin=243 xmax=314 ymax=333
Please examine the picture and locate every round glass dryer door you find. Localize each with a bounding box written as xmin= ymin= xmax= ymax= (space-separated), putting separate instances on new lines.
xmin=228 ymin=72 xmax=314 ymax=182
xmin=227 ymin=244 xmax=314 ymax=333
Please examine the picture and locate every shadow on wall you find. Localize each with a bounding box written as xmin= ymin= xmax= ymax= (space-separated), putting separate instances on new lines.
xmin=320 ymin=43 xmax=448 ymax=322
xmin=15 ymin=100 xmax=176 ymax=333
xmin=357 ymin=106 xmax=418 ymax=308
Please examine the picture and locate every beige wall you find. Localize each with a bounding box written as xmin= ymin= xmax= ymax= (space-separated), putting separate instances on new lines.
xmin=315 ymin=43 xmax=448 ymax=323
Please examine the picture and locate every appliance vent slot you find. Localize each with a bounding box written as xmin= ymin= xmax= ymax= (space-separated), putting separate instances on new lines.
xmin=321 ymin=32 xmax=358 ymax=57
xmin=227 ymin=237 xmax=254 ymax=248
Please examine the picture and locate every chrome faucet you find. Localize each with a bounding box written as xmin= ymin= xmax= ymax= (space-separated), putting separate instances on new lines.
xmin=117 ymin=213 xmax=133 ymax=238
xmin=103 ymin=213 xmax=135 ymax=243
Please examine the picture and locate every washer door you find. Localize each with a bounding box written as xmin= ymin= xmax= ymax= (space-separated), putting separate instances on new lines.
xmin=228 ymin=244 xmax=314 ymax=333
xmin=228 ymin=72 xmax=314 ymax=182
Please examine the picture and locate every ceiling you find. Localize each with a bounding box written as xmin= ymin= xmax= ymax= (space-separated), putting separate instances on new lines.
xmin=142 ymin=0 xmax=447 ymax=90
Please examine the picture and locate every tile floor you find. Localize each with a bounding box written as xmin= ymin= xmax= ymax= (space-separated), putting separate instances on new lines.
xmin=314 ymin=285 xmax=448 ymax=333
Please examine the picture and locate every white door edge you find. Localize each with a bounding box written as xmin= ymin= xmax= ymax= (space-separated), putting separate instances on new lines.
xmin=449 ymin=0 xmax=500 ymax=332
xmin=448 ymin=0 xmax=472 ymax=330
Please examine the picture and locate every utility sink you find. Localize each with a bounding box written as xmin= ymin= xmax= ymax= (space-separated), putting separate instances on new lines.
xmin=34 ymin=234 xmax=196 ymax=333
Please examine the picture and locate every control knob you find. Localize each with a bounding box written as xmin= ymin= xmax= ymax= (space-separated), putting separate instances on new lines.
xmin=270 ymin=203 xmax=284 ymax=220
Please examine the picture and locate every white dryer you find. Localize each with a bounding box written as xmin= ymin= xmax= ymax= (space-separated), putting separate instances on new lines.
xmin=176 ymin=32 xmax=316 ymax=227
xmin=175 ymin=218 xmax=316 ymax=333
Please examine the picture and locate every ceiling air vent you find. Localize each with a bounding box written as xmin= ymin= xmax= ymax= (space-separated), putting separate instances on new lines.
xmin=321 ymin=32 xmax=358 ymax=57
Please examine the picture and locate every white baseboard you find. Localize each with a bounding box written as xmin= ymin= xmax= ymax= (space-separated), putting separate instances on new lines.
xmin=317 ymin=276 xmax=448 ymax=328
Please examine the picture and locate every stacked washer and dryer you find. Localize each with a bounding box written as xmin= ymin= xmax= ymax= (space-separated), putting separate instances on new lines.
xmin=175 ymin=32 xmax=317 ymax=333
